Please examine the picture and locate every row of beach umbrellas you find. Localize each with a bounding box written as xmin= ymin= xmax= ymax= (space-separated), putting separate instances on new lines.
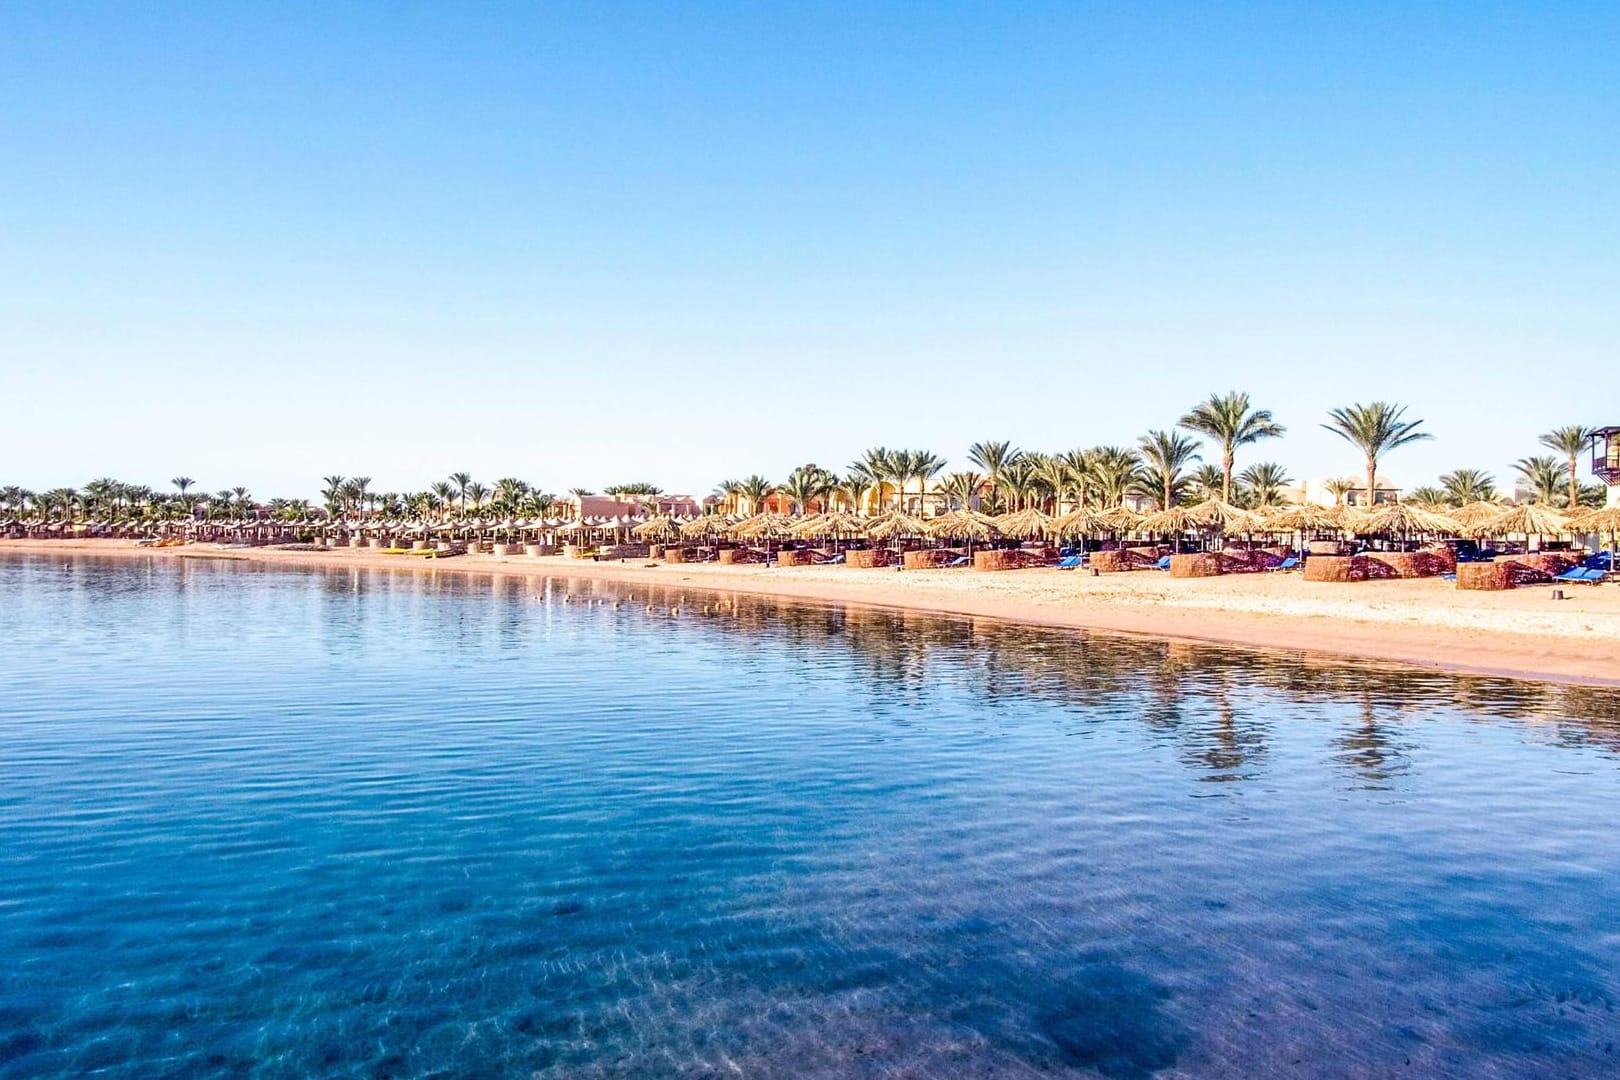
xmin=8 ymin=501 xmax=1620 ymax=542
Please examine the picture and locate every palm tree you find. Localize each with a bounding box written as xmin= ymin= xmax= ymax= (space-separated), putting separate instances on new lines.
xmin=968 ymin=441 xmax=1022 ymax=502
xmin=1058 ymin=449 xmax=1092 ymax=509
xmin=494 ymin=477 xmax=529 ymax=515
xmin=906 ymin=451 xmax=946 ymax=514
xmin=1438 ymin=468 xmax=1496 ymax=506
xmin=1237 ymin=462 xmax=1291 ymax=507
xmin=1404 ymin=485 xmax=1449 ymax=508
xmin=1087 ymin=446 xmax=1143 ymax=507
xmin=836 ymin=473 xmax=872 ymax=516
xmin=464 ymin=482 xmax=489 ymax=514
xmin=1322 ymin=477 xmax=1358 ymax=506
xmin=1137 ymin=430 xmax=1201 ymax=510
xmin=1322 ymin=402 xmax=1431 ymax=507
xmin=780 ymin=464 xmax=836 ymax=515
xmin=448 ymin=472 xmax=473 ymax=516
xmin=169 ymin=477 xmax=196 ymax=518
xmin=1538 ymin=425 xmax=1593 ymax=509
xmin=938 ymin=471 xmax=985 ymax=511
xmin=1178 ymin=392 xmax=1286 ymax=503
xmin=321 ymin=476 xmax=347 ymax=517
xmin=998 ymin=457 xmax=1040 ymax=511
xmin=712 ymin=479 xmax=743 ymax=515
xmin=1186 ymin=464 xmax=1226 ymax=504
xmin=1514 ymin=455 xmax=1563 ymax=505
xmin=737 ymin=475 xmax=775 ymax=516
xmin=429 ymin=481 xmax=456 ymax=520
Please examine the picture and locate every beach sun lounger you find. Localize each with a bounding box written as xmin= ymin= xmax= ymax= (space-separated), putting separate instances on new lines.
xmin=1554 ymin=566 xmax=1605 ymax=585
xmin=1055 ymin=555 xmax=1084 ymax=569
xmin=1154 ymin=556 xmax=1172 ymax=571
xmin=945 ymin=555 xmax=971 ymax=567
xmin=1267 ymin=556 xmax=1300 ymax=572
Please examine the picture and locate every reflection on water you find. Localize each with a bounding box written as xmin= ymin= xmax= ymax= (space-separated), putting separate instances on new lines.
xmin=2 ymin=553 xmax=1619 ymax=1079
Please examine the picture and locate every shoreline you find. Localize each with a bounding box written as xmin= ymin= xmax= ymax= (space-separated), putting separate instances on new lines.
xmin=6 ymin=538 xmax=1618 ymax=688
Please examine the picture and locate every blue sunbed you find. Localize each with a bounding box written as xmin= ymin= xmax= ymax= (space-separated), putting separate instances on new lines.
xmin=1554 ymin=566 xmax=1604 ymax=584
xmin=946 ymin=555 xmax=971 ymax=567
xmin=1154 ymin=556 xmax=1172 ymax=571
xmin=1056 ymin=555 xmax=1084 ymax=569
xmin=1267 ymin=556 xmax=1299 ymax=572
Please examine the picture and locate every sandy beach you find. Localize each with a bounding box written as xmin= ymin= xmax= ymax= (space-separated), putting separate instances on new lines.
xmin=6 ymin=538 xmax=1618 ymax=688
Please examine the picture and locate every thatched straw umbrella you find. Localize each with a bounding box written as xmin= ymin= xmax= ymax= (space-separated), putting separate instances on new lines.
xmin=793 ymin=511 xmax=865 ymax=541
xmin=864 ymin=511 xmax=930 ymax=543
xmin=1139 ymin=506 xmax=1202 ymax=551
xmin=679 ymin=512 xmax=732 ymax=539
xmin=1348 ymin=502 xmax=1460 ymax=539
xmin=1484 ymin=503 xmax=1571 ymax=542
xmin=1573 ymin=507 xmax=1620 ymax=572
xmin=1094 ymin=505 xmax=1144 ymax=534
xmin=631 ymin=515 xmax=677 ymax=541
xmin=992 ymin=507 xmax=1055 ymax=541
xmin=1451 ymin=500 xmax=1512 ymax=531
xmin=1052 ymin=507 xmax=1101 ymax=541
xmin=731 ymin=512 xmax=797 ymax=540
xmin=1187 ymin=499 xmax=1259 ymax=535
xmin=929 ymin=509 xmax=998 ymax=552
xmin=1266 ymin=503 xmax=1342 ymax=532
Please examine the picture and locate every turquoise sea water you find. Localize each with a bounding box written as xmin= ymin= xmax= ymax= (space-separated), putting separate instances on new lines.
xmin=2 ymin=554 xmax=1619 ymax=1078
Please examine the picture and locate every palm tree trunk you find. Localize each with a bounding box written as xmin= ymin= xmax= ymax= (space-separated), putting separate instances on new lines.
xmin=1366 ymin=458 xmax=1378 ymax=507
xmin=1569 ymin=455 xmax=1579 ymax=510
xmin=1222 ymin=450 xmax=1234 ymax=504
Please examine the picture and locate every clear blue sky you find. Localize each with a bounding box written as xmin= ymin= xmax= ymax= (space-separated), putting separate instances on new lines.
xmin=3 ymin=2 xmax=1616 ymax=499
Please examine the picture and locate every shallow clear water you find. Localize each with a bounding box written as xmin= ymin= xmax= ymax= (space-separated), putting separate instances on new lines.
xmin=2 ymin=554 xmax=1619 ymax=1078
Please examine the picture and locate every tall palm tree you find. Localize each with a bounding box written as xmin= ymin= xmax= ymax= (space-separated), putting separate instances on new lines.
xmin=737 ymin=475 xmax=775 ymax=516
xmin=170 ymin=476 xmax=195 ymax=497
xmin=464 ymin=481 xmax=489 ymax=514
xmin=1137 ymin=430 xmax=1201 ymax=510
xmin=1087 ymin=446 xmax=1143 ymax=507
xmin=851 ymin=447 xmax=897 ymax=513
xmin=1059 ymin=449 xmax=1092 ymax=509
xmin=907 ymin=451 xmax=946 ymax=514
xmin=494 ymin=477 xmax=529 ymax=515
xmin=1322 ymin=402 xmax=1431 ymax=507
xmin=1438 ymin=468 xmax=1496 ymax=506
xmin=429 ymin=481 xmax=456 ymax=519
xmin=968 ymin=441 xmax=1022 ymax=502
xmin=836 ymin=473 xmax=872 ymax=516
xmin=780 ymin=464 xmax=836 ymax=514
xmin=1237 ymin=461 xmax=1291 ymax=507
xmin=998 ymin=457 xmax=1040 ymax=511
xmin=1178 ymin=392 xmax=1286 ymax=503
xmin=448 ymin=472 xmax=473 ymax=515
xmin=1186 ymin=464 xmax=1226 ymax=504
xmin=1538 ymin=425 xmax=1593 ymax=510
xmin=938 ymin=471 xmax=985 ymax=510
xmin=881 ymin=449 xmax=914 ymax=512
xmin=1514 ymin=455 xmax=1563 ymax=505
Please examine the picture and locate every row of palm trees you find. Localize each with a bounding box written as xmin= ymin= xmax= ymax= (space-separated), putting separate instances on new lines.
xmin=715 ymin=401 xmax=1602 ymax=518
xmin=1 ymin=398 xmax=1606 ymax=525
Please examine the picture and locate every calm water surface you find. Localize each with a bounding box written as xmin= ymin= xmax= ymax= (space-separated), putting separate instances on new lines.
xmin=3 ymin=554 xmax=1619 ymax=1078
